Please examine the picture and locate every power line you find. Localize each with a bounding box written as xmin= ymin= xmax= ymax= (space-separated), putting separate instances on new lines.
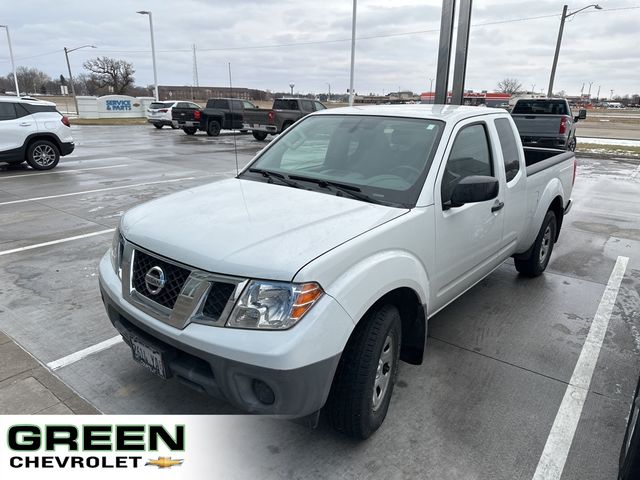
xmin=1 ymin=6 xmax=638 ymax=63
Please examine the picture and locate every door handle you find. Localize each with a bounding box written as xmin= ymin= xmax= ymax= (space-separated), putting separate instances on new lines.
xmin=491 ymin=201 xmax=505 ymax=213
xmin=19 ymin=122 xmax=32 ymax=126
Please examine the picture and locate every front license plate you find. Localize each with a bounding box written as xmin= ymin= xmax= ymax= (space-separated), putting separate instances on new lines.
xmin=130 ymin=336 xmax=169 ymax=379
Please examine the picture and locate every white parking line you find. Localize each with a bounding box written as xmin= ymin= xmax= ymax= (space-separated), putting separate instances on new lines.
xmin=47 ymin=336 xmax=123 ymax=371
xmin=0 ymin=176 xmax=196 ymax=206
xmin=0 ymin=164 xmax=129 ymax=180
xmin=0 ymin=229 xmax=115 ymax=257
xmin=532 ymin=255 xmax=629 ymax=480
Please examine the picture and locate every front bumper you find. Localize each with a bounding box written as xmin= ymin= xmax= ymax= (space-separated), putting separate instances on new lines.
xmin=98 ymin=252 xmax=351 ymax=417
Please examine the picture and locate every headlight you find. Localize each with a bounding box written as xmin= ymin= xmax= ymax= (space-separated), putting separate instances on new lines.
xmin=110 ymin=228 xmax=124 ymax=278
xmin=226 ymin=281 xmax=323 ymax=330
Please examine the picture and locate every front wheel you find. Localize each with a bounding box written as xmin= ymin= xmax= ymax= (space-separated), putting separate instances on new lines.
xmin=515 ymin=210 xmax=557 ymax=277
xmin=26 ymin=140 xmax=60 ymax=170
xmin=183 ymin=127 xmax=197 ymax=135
xmin=567 ymin=136 xmax=577 ymax=151
xmin=252 ymin=131 xmax=268 ymax=141
xmin=326 ymin=304 xmax=401 ymax=439
xmin=153 ymin=123 xmax=163 ymax=129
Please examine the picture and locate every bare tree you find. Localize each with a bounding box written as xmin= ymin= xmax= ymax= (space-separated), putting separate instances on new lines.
xmin=496 ymin=78 xmax=522 ymax=95
xmin=83 ymin=57 xmax=135 ymax=95
xmin=11 ymin=67 xmax=52 ymax=94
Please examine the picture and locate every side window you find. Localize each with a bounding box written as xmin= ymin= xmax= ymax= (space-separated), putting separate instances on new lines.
xmin=300 ymin=100 xmax=314 ymax=111
xmin=494 ymin=118 xmax=521 ymax=182
xmin=189 ymin=103 xmax=200 ymax=109
xmin=243 ymin=101 xmax=256 ymax=109
xmin=0 ymin=103 xmax=17 ymax=121
xmin=231 ymin=100 xmax=243 ymax=111
xmin=314 ymin=101 xmax=326 ymax=111
xmin=441 ymin=123 xmax=493 ymax=205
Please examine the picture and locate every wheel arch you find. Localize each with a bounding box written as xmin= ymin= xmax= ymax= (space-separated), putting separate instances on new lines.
xmin=23 ymin=133 xmax=62 ymax=159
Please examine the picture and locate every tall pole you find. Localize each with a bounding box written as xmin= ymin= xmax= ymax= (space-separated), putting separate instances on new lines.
xmin=1 ymin=26 xmax=19 ymax=97
xmin=138 ymin=11 xmax=159 ymax=100
xmin=326 ymin=82 xmax=331 ymax=101
xmin=192 ymin=44 xmax=199 ymax=88
xmin=64 ymin=48 xmax=79 ymax=115
xmin=348 ymin=0 xmax=357 ymax=106
xmin=451 ymin=0 xmax=473 ymax=105
xmin=434 ymin=0 xmax=456 ymax=104
xmin=588 ymin=81 xmax=593 ymax=96
xmin=547 ymin=5 xmax=567 ymax=97
xmin=596 ymin=85 xmax=601 ymax=101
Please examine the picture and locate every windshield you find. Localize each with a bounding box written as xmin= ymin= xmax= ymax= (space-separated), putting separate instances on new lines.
xmin=241 ymin=115 xmax=444 ymax=207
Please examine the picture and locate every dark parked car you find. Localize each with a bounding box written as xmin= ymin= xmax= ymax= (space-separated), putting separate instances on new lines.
xmin=241 ymin=98 xmax=327 ymax=141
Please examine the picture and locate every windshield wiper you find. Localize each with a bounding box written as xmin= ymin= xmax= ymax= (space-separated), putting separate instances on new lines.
xmin=247 ymin=168 xmax=303 ymax=189
xmin=288 ymin=174 xmax=381 ymax=204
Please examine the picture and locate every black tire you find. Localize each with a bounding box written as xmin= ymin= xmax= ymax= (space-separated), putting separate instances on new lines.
xmin=206 ymin=120 xmax=221 ymax=137
xmin=515 ymin=210 xmax=557 ymax=277
xmin=567 ymin=136 xmax=577 ymax=151
xmin=252 ymin=131 xmax=268 ymax=141
xmin=281 ymin=121 xmax=293 ymax=132
xmin=240 ymin=129 xmax=248 ymax=133
xmin=26 ymin=140 xmax=60 ymax=170
xmin=183 ymin=127 xmax=197 ymax=136
xmin=153 ymin=123 xmax=163 ymax=129
xmin=326 ymin=304 xmax=401 ymax=439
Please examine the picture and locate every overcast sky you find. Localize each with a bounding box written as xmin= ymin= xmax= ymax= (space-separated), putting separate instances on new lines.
xmin=1 ymin=0 xmax=638 ymax=97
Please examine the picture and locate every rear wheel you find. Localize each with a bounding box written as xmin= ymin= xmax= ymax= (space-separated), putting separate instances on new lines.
xmin=153 ymin=123 xmax=163 ymax=129
xmin=183 ymin=127 xmax=197 ymax=135
xmin=326 ymin=304 xmax=401 ymax=439
xmin=515 ymin=210 xmax=557 ymax=277
xmin=252 ymin=131 xmax=268 ymax=141
xmin=26 ymin=140 xmax=60 ymax=170
xmin=207 ymin=120 xmax=221 ymax=137
xmin=281 ymin=121 xmax=293 ymax=132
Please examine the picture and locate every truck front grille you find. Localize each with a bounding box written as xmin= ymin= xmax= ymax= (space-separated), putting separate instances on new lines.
xmin=132 ymin=250 xmax=191 ymax=309
xmin=202 ymin=282 xmax=237 ymax=320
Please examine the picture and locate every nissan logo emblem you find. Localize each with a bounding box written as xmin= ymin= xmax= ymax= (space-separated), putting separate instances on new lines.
xmin=144 ymin=266 xmax=166 ymax=295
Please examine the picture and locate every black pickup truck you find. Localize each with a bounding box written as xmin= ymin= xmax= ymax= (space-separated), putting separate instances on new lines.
xmin=242 ymin=98 xmax=326 ymax=140
xmin=171 ymin=98 xmax=257 ymax=136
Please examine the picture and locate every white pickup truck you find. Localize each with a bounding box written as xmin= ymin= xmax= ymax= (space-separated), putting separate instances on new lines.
xmin=99 ymin=105 xmax=575 ymax=438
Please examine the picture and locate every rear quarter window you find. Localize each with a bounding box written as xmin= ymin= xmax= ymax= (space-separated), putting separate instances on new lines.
xmin=273 ymin=99 xmax=299 ymax=110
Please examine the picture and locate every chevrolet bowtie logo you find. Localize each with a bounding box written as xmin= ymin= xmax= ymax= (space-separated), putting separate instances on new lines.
xmin=145 ymin=457 xmax=184 ymax=468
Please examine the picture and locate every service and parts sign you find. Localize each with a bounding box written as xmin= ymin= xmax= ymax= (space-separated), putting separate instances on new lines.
xmin=0 ymin=416 xmax=269 ymax=479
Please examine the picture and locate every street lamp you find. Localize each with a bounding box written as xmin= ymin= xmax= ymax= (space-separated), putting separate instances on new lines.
xmin=326 ymin=82 xmax=331 ymax=102
xmin=289 ymin=83 xmax=294 ymax=96
xmin=0 ymin=25 xmax=19 ymax=97
xmin=64 ymin=44 xmax=96 ymax=116
xmin=547 ymin=4 xmax=602 ymax=97
xmin=137 ymin=10 xmax=159 ymax=100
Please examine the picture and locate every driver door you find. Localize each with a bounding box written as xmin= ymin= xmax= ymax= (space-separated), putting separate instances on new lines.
xmin=431 ymin=120 xmax=505 ymax=312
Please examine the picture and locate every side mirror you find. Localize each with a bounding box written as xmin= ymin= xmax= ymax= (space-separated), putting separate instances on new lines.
xmin=447 ymin=175 xmax=499 ymax=208
xmin=578 ymin=109 xmax=587 ymax=120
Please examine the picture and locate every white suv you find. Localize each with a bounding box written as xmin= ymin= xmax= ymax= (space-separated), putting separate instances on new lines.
xmin=0 ymin=96 xmax=75 ymax=170
xmin=146 ymin=101 xmax=199 ymax=129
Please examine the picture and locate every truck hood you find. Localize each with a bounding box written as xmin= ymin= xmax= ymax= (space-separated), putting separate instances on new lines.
xmin=121 ymin=178 xmax=407 ymax=281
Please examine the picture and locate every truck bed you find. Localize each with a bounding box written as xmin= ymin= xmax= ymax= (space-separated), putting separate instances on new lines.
xmin=524 ymin=147 xmax=574 ymax=176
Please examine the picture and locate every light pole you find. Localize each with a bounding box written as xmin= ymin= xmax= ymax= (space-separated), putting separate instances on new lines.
xmin=326 ymin=82 xmax=331 ymax=102
xmin=547 ymin=4 xmax=602 ymax=97
xmin=0 ymin=25 xmax=19 ymax=97
xmin=64 ymin=45 xmax=96 ymax=116
xmin=289 ymin=83 xmax=294 ymax=96
xmin=596 ymin=85 xmax=601 ymax=102
xmin=348 ymin=0 xmax=357 ymax=106
xmin=137 ymin=10 xmax=159 ymax=100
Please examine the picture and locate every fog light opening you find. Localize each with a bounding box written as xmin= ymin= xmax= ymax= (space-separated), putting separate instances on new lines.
xmin=252 ymin=379 xmax=275 ymax=405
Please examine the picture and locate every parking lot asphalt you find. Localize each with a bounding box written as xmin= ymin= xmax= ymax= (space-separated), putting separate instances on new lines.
xmin=0 ymin=124 xmax=639 ymax=479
